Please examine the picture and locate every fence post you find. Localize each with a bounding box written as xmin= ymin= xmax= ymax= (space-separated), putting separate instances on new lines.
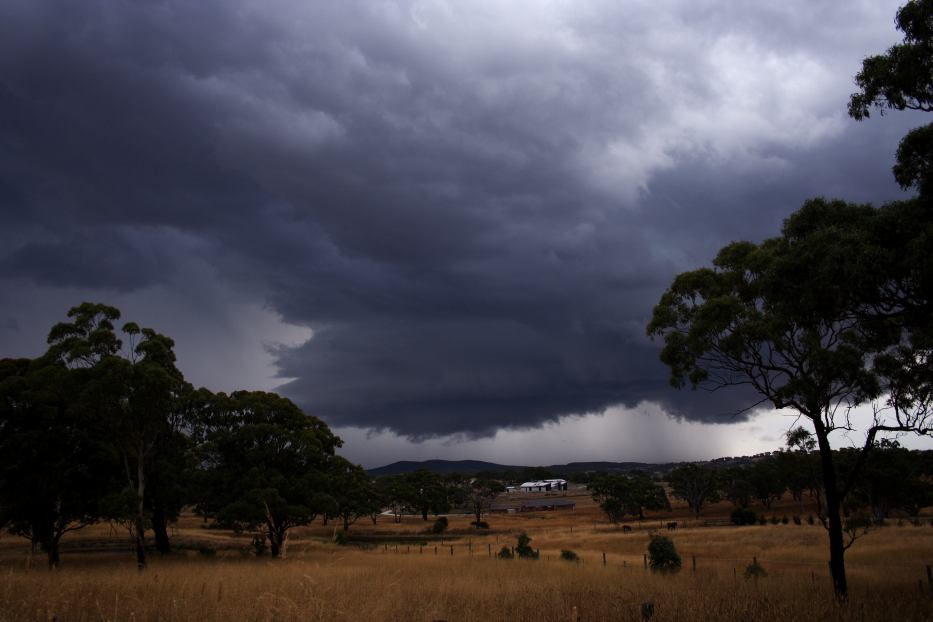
xmin=420 ymin=545 xmax=423 ymax=554
xmin=488 ymin=543 xmax=491 ymax=557
xmin=692 ymin=555 xmax=696 ymax=574
xmin=407 ymin=545 xmax=410 ymax=554
xmin=602 ymin=552 xmax=606 ymax=566
xmin=643 ymin=553 xmax=648 ymax=570
xmin=926 ymin=564 xmax=932 ymax=590
xmin=450 ymin=545 xmax=454 ymax=556
xmin=434 ymin=545 xmax=437 ymax=555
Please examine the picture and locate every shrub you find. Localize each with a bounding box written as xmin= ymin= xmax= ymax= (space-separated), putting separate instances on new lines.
xmin=730 ymin=507 xmax=757 ymax=525
xmin=781 ymin=515 xmax=789 ymax=525
xmin=647 ymin=535 xmax=681 ymax=574
xmin=497 ymin=546 xmax=513 ymax=559
xmin=560 ymin=549 xmax=580 ymax=562
xmin=769 ymin=515 xmax=779 ymax=525
xmin=516 ymin=532 xmax=539 ymax=559
xmin=431 ymin=517 xmax=449 ymax=534
xmin=807 ymin=514 xmax=815 ymax=525
xmin=333 ymin=531 xmax=349 ymax=546
xmin=744 ymin=558 xmax=767 ymax=579
xmin=470 ymin=520 xmax=489 ymax=529
xmin=792 ymin=515 xmax=802 ymax=525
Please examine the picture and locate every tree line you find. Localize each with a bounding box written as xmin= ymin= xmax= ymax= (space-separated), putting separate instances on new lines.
xmin=588 ymin=435 xmax=932 ymax=526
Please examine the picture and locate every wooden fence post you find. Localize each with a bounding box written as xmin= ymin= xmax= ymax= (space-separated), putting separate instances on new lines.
xmin=692 ymin=555 xmax=696 ymax=574
xmin=926 ymin=564 xmax=932 ymax=590
xmin=450 ymin=545 xmax=454 ymax=556
xmin=602 ymin=552 xmax=606 ymax=566
xmin=488 ymin=544 xmax=491 ymax=557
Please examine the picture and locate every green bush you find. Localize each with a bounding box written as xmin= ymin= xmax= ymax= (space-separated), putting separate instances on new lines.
xmin=431 ymin=517 xmax=449 ymax=534
xmin=781 ymin=515 xmax=789 ymax=525
xmin=516 ymin=532 xmax=539 ymax=559
xmin=647 ymin=535 xmax=681 ymax=574
xmin=333 ymin=531 xmax=349 ymax=546
xmin=560 ymin=549 xmax=580 ymax=562
xmin=730 ymin=507 xmax=757 ymax=525
xmin=792 ymin=515 xmax=802 ymax=525
xmin=497 ymin=546 xmax=513 ymax=559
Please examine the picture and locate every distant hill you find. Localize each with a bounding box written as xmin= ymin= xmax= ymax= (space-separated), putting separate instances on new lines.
xmin=366 ymin=459 xmax=661 ymax=477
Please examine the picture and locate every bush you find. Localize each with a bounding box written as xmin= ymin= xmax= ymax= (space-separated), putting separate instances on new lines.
xmin=431 ymin=517 xmax=449 ymax=534
xmin=744 ymin=558 xmax=767 ymax=579
xmin=807 ymin=514 xmax=815 ymax=525
xmin=769 ymin=515 xmax=780 ymax=525
xmin=781 ymin=515 xmax=789 ymax=525
xmin=560 ymin=549 xmax=580 ymax=562
xmin=333 ymin=531 xmax=349 ymax=546
xmin=516 ymin=532 xmax=539 ymax=559
xmin=730 ymin=507 xmax=757 ymax=526
xmin=470 ymin=520 xmax=489 ymax=529
xmin=792 ymin=515 xmax=802 ymax=525
xmin=497 ymin=546 xmax=513 ymax=559
xmin=647 ymin=535 xmax=681 ymax=574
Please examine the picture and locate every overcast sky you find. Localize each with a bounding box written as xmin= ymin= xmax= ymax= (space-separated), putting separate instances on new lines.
xmin=2 ymin=0 xmax=930 ymax=468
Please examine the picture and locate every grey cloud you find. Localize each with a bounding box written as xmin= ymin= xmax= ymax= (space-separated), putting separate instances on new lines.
xmin=0 ymin=0 xmax=916 ymax=438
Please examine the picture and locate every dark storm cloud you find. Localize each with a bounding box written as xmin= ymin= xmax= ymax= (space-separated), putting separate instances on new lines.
xmin=0 ymin=0 xmax=916 ymax=437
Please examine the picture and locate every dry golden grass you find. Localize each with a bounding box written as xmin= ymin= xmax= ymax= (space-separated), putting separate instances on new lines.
xmin=2 ymin=503 xmax=932 ymax=621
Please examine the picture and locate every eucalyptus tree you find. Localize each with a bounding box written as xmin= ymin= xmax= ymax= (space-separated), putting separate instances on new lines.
xmin=648 ymin=197 xmax=931 ymax=599
xmin=0 ymin=355 xmax=111 ymax=567
xmin=668 ymin=464 xmax=721 ymax=518
xmin=47 ymin=302 xmax=188 ymax=569
xmin=193 ymin=390 xmax=341 ymax=557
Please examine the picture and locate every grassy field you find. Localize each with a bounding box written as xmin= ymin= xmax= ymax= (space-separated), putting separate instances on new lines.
xmin=1 ymin=492 xmax=932 ymax=621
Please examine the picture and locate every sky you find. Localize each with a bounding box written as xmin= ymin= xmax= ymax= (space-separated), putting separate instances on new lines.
xmin=1 ymin=0 xmax=931 ymax=468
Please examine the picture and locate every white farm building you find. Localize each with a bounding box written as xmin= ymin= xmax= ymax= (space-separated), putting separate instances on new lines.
xmin=519 ymin=479 xmax=567 ymax=492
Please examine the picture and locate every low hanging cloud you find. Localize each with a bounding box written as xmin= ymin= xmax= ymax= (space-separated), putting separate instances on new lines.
xmin=0 ymin=0 xmax=919 ymax=439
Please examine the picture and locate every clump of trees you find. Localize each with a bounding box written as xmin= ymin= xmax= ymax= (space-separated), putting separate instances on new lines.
xmin=589 ymin=472 xmax=670 ymax=523
xmin=0 ymin=303 xmax=374 ymax=567
xmin=648 ymin=0 xmax=933 ymax=600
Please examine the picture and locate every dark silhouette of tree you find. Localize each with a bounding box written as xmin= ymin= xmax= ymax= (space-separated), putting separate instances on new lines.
xmin=648 ymin=197 xmax=931 ymax=600
xmin=0 ymin=356 xmax=111 ymax=567
xmin=47 ymin=303 xmax=188 ymax=569
xmin=590 ymin=473 xmax=669 ymax=522
xmin=668 ymin=464 xmax=721 ymax=518
xmin=193 ymin=390 xmax=341 ymax=558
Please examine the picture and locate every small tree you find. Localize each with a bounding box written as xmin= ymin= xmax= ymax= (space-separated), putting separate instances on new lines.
xmin=515 ymin=532 xmax=538 ymax=559
xmin=668 ymin=464 xmax=721 ymax=518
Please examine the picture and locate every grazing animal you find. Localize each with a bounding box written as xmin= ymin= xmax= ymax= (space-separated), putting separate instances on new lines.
xmin=666 ymin=521 xmax=678 ymax=531
xmin=622 ymin=525 xmax=633 ymax=533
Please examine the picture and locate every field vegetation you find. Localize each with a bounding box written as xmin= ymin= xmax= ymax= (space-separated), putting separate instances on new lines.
xmin=2 ymin=493 xmax=931 ymax=621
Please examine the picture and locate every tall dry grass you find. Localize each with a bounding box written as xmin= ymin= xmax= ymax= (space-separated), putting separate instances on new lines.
xmin=1 ymin=520 xmax=931 ymax=621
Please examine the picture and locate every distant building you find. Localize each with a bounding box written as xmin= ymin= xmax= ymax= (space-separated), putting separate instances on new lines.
xmin=490 ymin=498 xmax=576 ymax=513
xmin=519 ymin=479 xmax=568 ymax=492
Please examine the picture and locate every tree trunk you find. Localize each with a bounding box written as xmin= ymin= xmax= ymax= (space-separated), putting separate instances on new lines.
xmin=135 ymin=444 xmax=148 ymax=570
xmin=268 ymin=525 xmax=281 ymax=558
xmin=343 ymin=513 xmax=350 ymax=531
xmin=46 ymin=533 xmax=61 ymax=569
xmin=422 ymin=507 xmax=428 ymax=521
xmin=814 ymin=422 xmax=848 ymax=601
xmin=152 ymin=499 xmax=171 ymax=554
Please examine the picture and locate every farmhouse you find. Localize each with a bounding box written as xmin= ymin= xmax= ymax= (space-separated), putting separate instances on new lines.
xmin=518 ymin=479 xmax=568 ymax=492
